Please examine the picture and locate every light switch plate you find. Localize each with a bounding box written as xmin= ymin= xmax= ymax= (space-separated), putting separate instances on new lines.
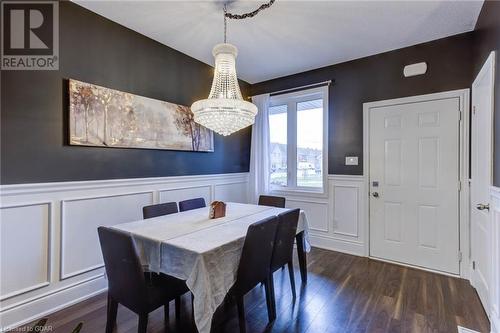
xmin=345 ymin=156 xmax=358 ymax=166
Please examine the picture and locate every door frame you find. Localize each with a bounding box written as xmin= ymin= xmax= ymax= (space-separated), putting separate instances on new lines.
xmin=362 ymin=89 xmax=470 ymax=278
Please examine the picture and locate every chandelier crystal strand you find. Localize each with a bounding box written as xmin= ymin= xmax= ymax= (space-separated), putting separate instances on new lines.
xmin=191 ymin=1 xmax=275 ymax=136
xmin=191 ymin=44 xmax=257 ymax=136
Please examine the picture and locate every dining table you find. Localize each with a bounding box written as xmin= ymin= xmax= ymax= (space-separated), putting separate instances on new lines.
xmin=112 ymin=202 xmax=310 ymax=333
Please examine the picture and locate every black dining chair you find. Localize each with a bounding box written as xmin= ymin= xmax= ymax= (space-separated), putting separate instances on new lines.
xmin=142 ymin=202 xmax=178 ymax=219
xmin=179 ymin=197 xmax=206 ymax=212
xmin=270 ymin=209 xmax=300 ymax=302
xmin=227 ymin=216 xmax=279 ymax=333
xmin=258 ymin=195 xmax=286 ymax=208
xmin=97 ymin=227 xmax=189 ymax=333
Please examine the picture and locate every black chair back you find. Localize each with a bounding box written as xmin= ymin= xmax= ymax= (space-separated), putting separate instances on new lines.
xmin=271 ymin=209 xmax=300 ymax=272
xmin=179 ymin=197 xmax=206 ymax=212
xmin=142 ymin=202 xmax=178 ymax=219
xmin=233 ymin=216 xmax=279 ymax=296
xmin=97 ymin=227 xmax=147 ymax=312
xmin=258 ymin=195 xmax=286 ymax=208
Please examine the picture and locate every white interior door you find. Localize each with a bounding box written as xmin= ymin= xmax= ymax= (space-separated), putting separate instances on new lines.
xmin=369 ymin=96 xmax=461 ymax=274
xmin=471 ymin=51 xmax=495 ymax=312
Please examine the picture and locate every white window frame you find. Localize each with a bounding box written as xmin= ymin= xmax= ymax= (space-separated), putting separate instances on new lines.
xmin=268 ymin=86 xmax=329 ymax=196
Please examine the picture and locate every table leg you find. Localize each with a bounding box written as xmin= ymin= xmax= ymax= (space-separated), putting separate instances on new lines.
xmin=295 ymin=231 xmax=307 ymax=283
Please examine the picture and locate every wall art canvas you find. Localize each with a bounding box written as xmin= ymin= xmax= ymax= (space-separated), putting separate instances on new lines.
xmin=69 ymin=79 xmax=214 ymax=152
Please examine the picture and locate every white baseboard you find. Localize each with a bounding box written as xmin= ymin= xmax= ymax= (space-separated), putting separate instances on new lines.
xmin=309 ymin=234 xmax=365 ymax=257
xmin=0 ymin=276 xmax=107 ymax=330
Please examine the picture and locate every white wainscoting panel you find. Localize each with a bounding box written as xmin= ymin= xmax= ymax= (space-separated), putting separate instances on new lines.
xmin=214 ymin=182 xmax=248 ymax=203
xmin=3 ymin=171 xmax=491 ymax=330
xmin=333 ymin=185 xmax=359 ymax=237
xmin=159 ymin=185 xmax=211 ymax=205
xmin=325 ymin=175 xmax=365 ymax=255
xmin=60 ymin=192 xmax=154 ymax=280
xmin=286 ymin=198 xmax=329 ymax=233
xmin=1 ymin=203 xmax=51 ymax=300
xmin=0 ymin=172 xmax=248 ymax=330
xmin=268 ymin=175 xmax=365 ymax=256
xmin=489 ymin=187 xmax=500 ymax=333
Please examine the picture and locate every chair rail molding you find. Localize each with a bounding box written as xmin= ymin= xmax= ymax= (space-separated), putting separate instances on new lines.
xmin=0 ymin=172 xmax=249 ymax=330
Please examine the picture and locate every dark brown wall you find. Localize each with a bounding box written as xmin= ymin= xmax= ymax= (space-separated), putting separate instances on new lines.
xmin=473 ymin=0 xmax=500 ymax=186
xmin=251 ymin=33 xmax=474 ymax=175
xmin=1 ymin=2 xmax=251 ymax=184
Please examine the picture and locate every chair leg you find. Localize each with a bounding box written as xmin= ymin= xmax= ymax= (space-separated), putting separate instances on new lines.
xmin=287 ymin=261 xmax=296 ymax=299
xmin=105 ymin=295 xmax=118 ymax=333
xmin=175 ymin=296 xmax=181 ymax=322
xmin=269 ymin=274 xmax=276 ymax=316
xmin=164 ymin=302 xmax=169 ymax=326
xmin=236 ymin=296 xmax=246 ymax=333
xmin=138 ymin=314 xmax=148 ymax=333
xmin=296 ymin=232 xmax=308 ymax=283
xmin=191 ymin=293 xmax=195 ymax=319
xmin=264 ymin=277 xmax=276 ymax=322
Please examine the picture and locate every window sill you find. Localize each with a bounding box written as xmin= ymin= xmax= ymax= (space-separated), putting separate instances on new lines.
xmin=269 ymin=187 xmax=328 ymax=199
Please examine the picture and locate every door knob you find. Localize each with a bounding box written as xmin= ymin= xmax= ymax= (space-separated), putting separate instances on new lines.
xmin=372 ymin=192 xmax=379 ymax=198
xmin=476 ymin=203 xmax=490 ymax=211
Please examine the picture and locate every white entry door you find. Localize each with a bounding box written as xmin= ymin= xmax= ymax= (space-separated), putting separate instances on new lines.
xmin=470 ymin=52 xmax=495 ymax=311
xmin=369 ymin=95 xmax=461 ymax=274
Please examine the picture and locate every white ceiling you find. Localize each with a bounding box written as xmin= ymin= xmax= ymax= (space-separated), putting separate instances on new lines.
xmin=75 ymin=0 xmax=484 ymax=84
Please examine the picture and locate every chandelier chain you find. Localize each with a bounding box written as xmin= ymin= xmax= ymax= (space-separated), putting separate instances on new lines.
xmin=223 ymin=4 xmax=227 ymax=43
xmin=224 ymin=0 xmax=275 ymax=20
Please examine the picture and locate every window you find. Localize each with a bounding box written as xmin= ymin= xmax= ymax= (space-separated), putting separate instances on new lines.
xmin=268 ymin=86 xmax=328 ymax=193
xmin=269 ymin=104 xmax=288 ymax=186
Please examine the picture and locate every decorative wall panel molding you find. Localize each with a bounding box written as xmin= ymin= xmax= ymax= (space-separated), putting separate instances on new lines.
xmin=328 ymin=175 xmax=366 ymax=255
xmin=60 ymin=191 xmax=154 ymax=279
xmin=0 ymin=202 xmax=51 ymax=301
xmin=213 ymin=182 xmax=249 ymax=204
xmin=286 ymin=198 xmax=329 ymax=233
xmin=0 ymin=172 xmax=369 ymax=329
xmin=332 ymin=184 xmax=360 ymax=237
xmin=269 ymin=174 xmax=365 ymax=256
xmin=159 ymin=185 xmax=212 ymax=208
xmin=0 ymin=172 xmax=249 ymax=330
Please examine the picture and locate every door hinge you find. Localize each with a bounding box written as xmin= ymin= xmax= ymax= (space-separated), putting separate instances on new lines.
xmin=458 ymin=181 xmax=462 ymax=191
xmin=472 ymin=261 xmax=476 ymax=270
xmin=459 ymin=111 xmax=462 ymax=122
xmin=458 ymin=252 xmax=463 ymax=262
xmin=473 ymin=106 xmax=477 ymax=115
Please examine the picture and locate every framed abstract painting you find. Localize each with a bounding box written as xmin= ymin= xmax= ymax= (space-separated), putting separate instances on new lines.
xmin=68 ymin=79 xmax=214 ymax=152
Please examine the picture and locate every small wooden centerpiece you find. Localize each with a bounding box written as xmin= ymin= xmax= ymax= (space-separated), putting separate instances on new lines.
xmin=209 ymin=201 xmax=226 ymax=219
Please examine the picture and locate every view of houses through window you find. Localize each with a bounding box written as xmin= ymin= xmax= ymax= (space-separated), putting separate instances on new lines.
xmin=269 ymin=104 xmax=288 ymax=186
xmin=296 ymin=99 xmax=323 ymax=187
xmin=269 ymin=89 xmax=325 ymax=191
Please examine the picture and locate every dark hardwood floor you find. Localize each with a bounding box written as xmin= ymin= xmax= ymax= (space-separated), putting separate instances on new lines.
xmin=19 ymin=248 xmax=490 ymax=333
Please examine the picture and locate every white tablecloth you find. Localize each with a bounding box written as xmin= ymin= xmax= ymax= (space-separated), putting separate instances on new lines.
xmin=112 ymin=202 xmax=310 ymax=333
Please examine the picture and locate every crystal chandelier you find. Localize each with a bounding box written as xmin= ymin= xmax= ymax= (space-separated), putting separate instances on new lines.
xmin=191 ymin=1 xmax=275 ymax=136
xmin=191 ymin=43 xmax=257 ymax=136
